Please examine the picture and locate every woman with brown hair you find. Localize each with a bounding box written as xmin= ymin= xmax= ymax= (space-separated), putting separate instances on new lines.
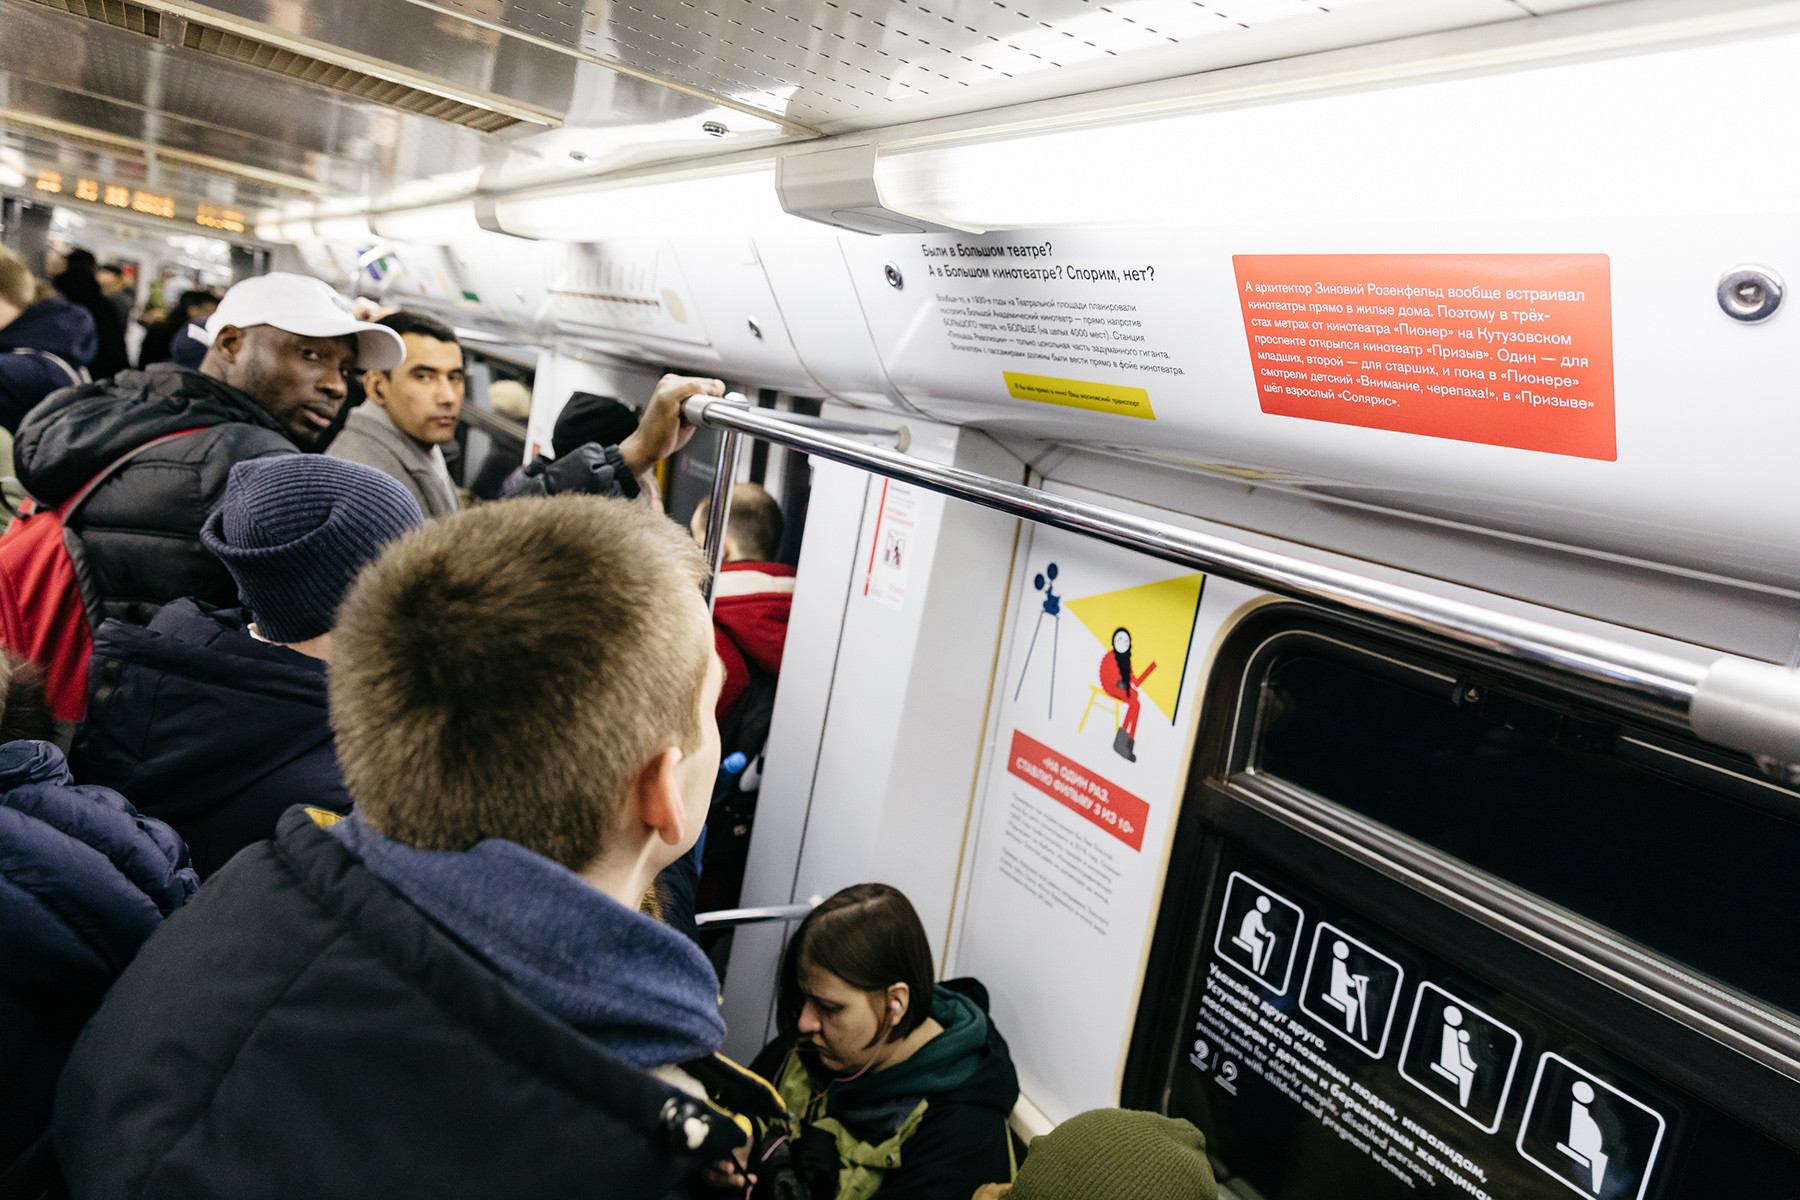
xmin=749 ymin=883 xmax=1019 ymax=1200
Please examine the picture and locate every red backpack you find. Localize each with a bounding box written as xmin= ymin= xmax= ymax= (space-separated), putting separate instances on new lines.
xmin=0 ymin=429 xmax=204 ymax=722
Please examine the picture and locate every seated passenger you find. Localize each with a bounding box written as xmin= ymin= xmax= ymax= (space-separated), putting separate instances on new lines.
xmin=970 ymin=1108 xmax=1215 ymax=1200
xmin=0 ymin=654 xmax=197 ymax=1192
xmin=74 ymin=456 xmax=425 ymax=877
xmin=689 ymin=483 xmax=794 ymax=722
xmin=327 ymin=312 xmax=465 ymax=519
xmin=751 ymin=883 xmax=1020 ymax=1200
xmin=504 ymin=377 xmax=722 ymax=503
xmin=55 ymin=495 xmax=771 ymax=1199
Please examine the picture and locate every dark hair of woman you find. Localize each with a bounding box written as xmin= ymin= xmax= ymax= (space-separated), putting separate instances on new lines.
xmin=777 ymin=882 xmax=936 ymax=1046
xmin=1111 ymin=626 xmax=1133 ymax=696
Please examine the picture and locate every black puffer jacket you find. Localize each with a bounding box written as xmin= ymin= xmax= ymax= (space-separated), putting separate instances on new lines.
xmin=53 ymin=807 xmax=749 ymax=1200
xmin=0 ymin=296 xmax=95 ymax=432
xmin=14 ymin=365 xmax=297 ymax=624
xmin=0 ymin=740 xmax=195 ymax=1190
xmin=76 ymin=599 xmax=350 ymax=879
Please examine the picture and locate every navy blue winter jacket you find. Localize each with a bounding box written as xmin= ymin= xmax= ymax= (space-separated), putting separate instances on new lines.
xmin=0 ymin=739 xmax=196 ymax=1179
xmin=0 ymin=297 xmax=95 ymax=432
xmin=75 ymin=598 xmax=350 ymax=879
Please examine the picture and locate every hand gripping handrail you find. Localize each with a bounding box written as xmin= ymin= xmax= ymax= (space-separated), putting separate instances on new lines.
xmin=685 ymin=395 xmax=1800 ymax=766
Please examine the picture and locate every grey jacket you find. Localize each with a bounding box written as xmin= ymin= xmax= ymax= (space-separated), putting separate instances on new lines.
xmin=327 ymin=403 xmax=460 ymax=519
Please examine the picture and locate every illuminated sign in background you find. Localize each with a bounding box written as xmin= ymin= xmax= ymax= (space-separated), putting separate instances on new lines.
xmin=32 ymin=171 xmax=247 ymax=235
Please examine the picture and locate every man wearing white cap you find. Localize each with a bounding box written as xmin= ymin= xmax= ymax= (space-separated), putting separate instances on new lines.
xmin=15 ymin=272 xmax=403 ymax=626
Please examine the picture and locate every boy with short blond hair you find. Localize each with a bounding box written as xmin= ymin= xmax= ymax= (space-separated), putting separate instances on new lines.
xmin=55 ymin=495 xmax=761 ymax=1199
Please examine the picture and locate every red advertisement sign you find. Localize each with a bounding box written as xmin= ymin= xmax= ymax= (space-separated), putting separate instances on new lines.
xmin=1007 ymin=729 xmax=1148 ymax=851
xmin=1234 ymin=254 xmax=1615 ymax=461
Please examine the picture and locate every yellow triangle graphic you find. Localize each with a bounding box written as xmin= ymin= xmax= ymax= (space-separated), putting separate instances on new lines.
xmin=1066 ymin=573 xmax=1205 ymax=722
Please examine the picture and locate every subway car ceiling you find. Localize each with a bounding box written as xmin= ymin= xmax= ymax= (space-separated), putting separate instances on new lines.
xmin=9 ymin=1 xmax=1800 ymax=655
xmin=5 ymin=0 xmax=1800 ymax=650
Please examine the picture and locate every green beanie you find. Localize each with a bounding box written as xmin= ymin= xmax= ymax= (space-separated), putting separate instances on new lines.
xmin=1011 ymin=1109 xmax=1217 ymax=1200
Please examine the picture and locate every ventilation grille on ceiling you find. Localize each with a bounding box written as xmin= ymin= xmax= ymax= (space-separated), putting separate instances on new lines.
xmin=21 ymin=0 xmax=161 ymax=37
xmin=181 ymin=23 xmax=523 ymax=134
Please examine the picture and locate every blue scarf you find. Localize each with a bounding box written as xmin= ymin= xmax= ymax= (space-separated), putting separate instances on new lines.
xmin=331 ymin=812 xmax=725 ymax=1068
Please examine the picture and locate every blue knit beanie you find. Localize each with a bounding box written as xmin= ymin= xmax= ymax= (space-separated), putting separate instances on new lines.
xmin=200 ymin=455 xmax=425 ymax=644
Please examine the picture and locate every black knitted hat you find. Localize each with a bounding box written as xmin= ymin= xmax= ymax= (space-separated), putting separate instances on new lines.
xmin=200 ymin=456 xmax=424 ymax=644
xmin=1011 ymin=1109 xmax=1216 ymax=1200
xmin=552 ymin=392 xmax=639 ymax=458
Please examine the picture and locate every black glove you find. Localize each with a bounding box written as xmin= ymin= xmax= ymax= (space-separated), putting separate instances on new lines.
xmin=539 ymin=442 xmax=641 ymax=500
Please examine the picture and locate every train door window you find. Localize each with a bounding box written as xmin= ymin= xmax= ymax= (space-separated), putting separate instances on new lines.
xmin=665 ymin=422 xmax=723 ymax=528
xmin=1248 ymin=635 xmax=1800 ymax=1018
xmin=1125 ymin=610 xmax=1800 ymax=1200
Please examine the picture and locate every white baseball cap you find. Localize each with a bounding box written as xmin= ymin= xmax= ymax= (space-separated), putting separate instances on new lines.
xmin=195 ymin=273 xmax=406 ymax=371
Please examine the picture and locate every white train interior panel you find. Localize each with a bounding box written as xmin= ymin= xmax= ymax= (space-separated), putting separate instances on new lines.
xmin=6 ymin=0 xmax=1800 ymax=1197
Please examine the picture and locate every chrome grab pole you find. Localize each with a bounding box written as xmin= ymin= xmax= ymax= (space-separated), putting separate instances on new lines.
xmin=695 ymin=900 xmax=821 ymax=929
xmin=682 ymin=396 xmax=1800 ymax=765
xmin=697 ymin=393 xmax=746 ymax=612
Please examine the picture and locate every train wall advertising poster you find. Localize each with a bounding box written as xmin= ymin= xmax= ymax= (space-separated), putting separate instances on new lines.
xmin=952 ymin=516 xmax=1246 ymax=1120
xmin=1232 ymin=253 xmax=1615 ymax=460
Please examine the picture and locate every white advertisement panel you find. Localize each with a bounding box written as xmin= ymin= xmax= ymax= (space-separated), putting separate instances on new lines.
xmin=950 ymin=520 xmax=1257 ymax=1120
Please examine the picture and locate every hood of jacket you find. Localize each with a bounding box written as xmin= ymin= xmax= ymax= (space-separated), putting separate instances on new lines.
xmin=0 ymin=739 xmax=196 ymax=999
xmin=53 ymin=807 xmax=745 ymax=1200
xmin=331 ymin=811 xmax=726 ymax=1068
xmin=0 ymin=296 xmax=97 ymax=365
xmin=78 ymin=599 xmax=337 ymax=828
xmin=713 ymin=562 xmax=794 ymax=677
xmin=15 ymin=363 xmax=291 ymax=507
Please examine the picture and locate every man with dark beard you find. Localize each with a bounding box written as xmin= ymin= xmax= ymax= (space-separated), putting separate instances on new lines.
xmin=15 ymin=273 xmax=403 ymax=626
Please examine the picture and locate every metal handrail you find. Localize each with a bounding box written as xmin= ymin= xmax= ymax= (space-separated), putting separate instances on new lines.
xmin=682 ymin=396 xmax=1800 ymax=765
xmin=695 ymin=901 xmax=820 ymax=929
xmin=459 ymin=403 xmax=528 ymax=449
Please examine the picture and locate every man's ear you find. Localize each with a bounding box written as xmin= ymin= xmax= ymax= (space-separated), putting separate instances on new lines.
xmin=363 ymin=369 xmax=388 ymax=405
xmin=211 ymin=324 xmax=246 ymax=364
xmin=626 ymin=744 xmax=690 ymax=847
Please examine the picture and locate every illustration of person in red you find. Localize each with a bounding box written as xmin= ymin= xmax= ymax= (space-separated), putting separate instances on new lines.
xmin=1102 ymin=626 xmax=1156 ymax=762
